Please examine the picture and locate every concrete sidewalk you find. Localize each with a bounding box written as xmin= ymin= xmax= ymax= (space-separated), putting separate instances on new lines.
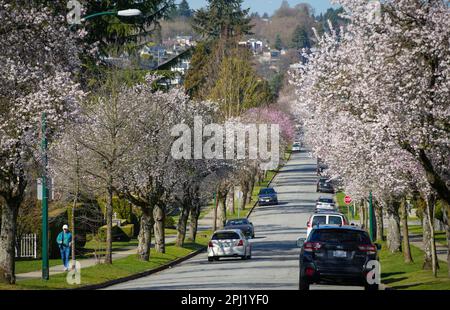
xmin=409 ymin=234 xmax=448 ymax=263
xmin=16 ymin=236 xmax=177 ymax=281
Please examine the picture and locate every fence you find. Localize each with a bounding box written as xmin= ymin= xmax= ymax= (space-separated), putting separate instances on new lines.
xmin=15 ymin=234 xmax=37 ymax=259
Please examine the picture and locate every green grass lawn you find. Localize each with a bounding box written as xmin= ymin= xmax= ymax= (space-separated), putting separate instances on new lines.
xmin=15 ymin=259 xmax=63 ymax=274
xmin=1 ymin=231 xmax=212 ymax=290
xmin=380 ymin=243 xmax=450 ymax=290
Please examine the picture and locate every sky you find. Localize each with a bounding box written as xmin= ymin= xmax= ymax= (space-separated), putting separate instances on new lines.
xmin=180 ymin=0 xmax=337 ymax=15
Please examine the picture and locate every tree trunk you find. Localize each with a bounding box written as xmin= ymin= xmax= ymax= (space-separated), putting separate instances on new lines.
xmin=226 ymin=187 xmax=234 ymax=215
xmin=400 ymin=198 xmax=413 ymax=263
xmin=213 ymin=192 xmax=218 ymax=232
xmin=137 ymin=208 xmax=153 ymax=261
xmin=0 ymin=200 xmax=20 ymax=284
xmin=386 ymin=199 xmax=401 ymax=253
xmin=189 ymin=203 xmax=201 ymax=242
xmin=247 ymin=177 xmax=255 ymax=204
xmin=422 ymin=200 xmax=433 ymax=270
xmin=375 ymin=202 xmax=384 ymax=242
xmin=71 ymin=198 xmax=76 ymax=269
xmin=217 ymin=192 xmax=227 ymax=229
xmin=445 ymin=205 xmax=450 ymax=278
xmin=176 ymin=202 xmax=190 ymax=247
xmin=153 ymin=204 xmax=165 ymax=253
xmin=105 ymin=187 xmax=113 ymax=264
xmin=443 ymin=204 xmax=450 ymax=278
xmin=426 ymin=195 xmax=439 ymax=277
xmin=240 ymin=182 xmax=248 ymax=211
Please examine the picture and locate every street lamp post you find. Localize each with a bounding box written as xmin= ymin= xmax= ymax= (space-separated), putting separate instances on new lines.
xmin=368 ymin=191 xmax=375 ymax=241
xmin=41 ymin=113 xmax=49 ymax=280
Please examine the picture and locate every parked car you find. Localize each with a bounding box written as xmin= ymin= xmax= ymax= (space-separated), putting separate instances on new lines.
xmin=208 ymin=229 xmax=252 ymax=261
xmin=258 ymin=188 xmax=278 ymax=206
xmin=315 ymin=197 xmax=337 ymax=211
xmin=225 ymin=218 xmax=255 ymax=238
xmin=306 ymin=211 xmax=349 ymax=238
xmin=316 ymin=178 xmax=335 ymax=193
xmin=297 ymin=225 xmax=381 ymax=290
xmin=292 ymin=142 xmax=301 ymax=152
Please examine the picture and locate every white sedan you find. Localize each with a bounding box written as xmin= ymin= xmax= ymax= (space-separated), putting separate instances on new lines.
xmin=207 ymin=229 xmax=252 ymax=261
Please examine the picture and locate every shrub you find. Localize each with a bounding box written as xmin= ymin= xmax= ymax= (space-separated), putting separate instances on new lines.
xmin=165 ymin=216 xmax=176 ymax=229
xmin=98 ymin=224 xmax=133 ymax=242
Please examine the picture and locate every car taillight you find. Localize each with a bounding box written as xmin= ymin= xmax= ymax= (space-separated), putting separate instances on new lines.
xmin=236 ymin=240 xmax=244 ymax=246
xmin=304 ymin=242 xmax=322 ymax=252
xmin=208 ymin=241 xmax=214 ymax=248
xmin=307 ymin=220 xmax=311 ymax=228
xmin=358 ymin=244 xmax=376 ymax=254
xmin=305 ymin=267 xmax=315 ymax=277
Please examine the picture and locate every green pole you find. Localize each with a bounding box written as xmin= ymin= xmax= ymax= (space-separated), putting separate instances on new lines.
xmin=41 ymin=113 xmax=49 ymax=280
xmin=368 ymin=191 xmax=375 ymax=241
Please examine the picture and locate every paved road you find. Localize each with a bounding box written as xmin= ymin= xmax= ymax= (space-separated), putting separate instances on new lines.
xmin=105 ymin=149 xmax=362 ymax=290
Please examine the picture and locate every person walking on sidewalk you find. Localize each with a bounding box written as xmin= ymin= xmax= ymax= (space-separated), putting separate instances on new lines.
xmin=57 ymin=224 xmax=72 ymax=271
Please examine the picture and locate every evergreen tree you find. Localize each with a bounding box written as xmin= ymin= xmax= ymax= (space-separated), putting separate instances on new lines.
xmin=192 ymin=0 xmax=253 ymax=39
xmin=178 ymin=0 xmax=192 ymax=18
xmin=274 ymin=34 xmax=283 ymax=50
xmin=291 ymin=25 xmax=310 ymax=49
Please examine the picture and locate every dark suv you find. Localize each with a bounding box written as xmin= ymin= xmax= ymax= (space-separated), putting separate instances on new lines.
xmin=316 ymin=178 xmax=335 ymax=193
xmin=297 ymin=226 xmax=380 ymax=290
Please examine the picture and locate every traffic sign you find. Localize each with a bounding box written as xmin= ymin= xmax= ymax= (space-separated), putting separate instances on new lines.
xmin=344 ymin=195 xmax=352 ymax=205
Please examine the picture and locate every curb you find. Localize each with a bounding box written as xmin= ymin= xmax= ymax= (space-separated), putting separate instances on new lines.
xmin=70 ymin=246 xmax=207 ymax=290
xmin=246 ymin=150 xmax=292 ymax=219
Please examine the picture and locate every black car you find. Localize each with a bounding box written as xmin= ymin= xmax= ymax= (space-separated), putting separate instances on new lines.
xmin=316 ymin=178 xmax=335 ymax=193
xmin=258 ymin=188 xmax=278 ymax=206
xmin=224 ymin=218 xmax=255 ymax=238
xmin=297 ymin=225 xmax=381 ymax=290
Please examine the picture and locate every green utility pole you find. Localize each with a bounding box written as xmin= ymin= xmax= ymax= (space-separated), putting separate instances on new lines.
xmin=368 ymin=191 xmax=375 ymax=241
xmin=41 ymin=113 xmax=49 ymax=280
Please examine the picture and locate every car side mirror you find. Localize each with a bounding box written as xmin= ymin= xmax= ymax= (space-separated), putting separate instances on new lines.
xmin=375 ymin=243 xmax=382 ymax=250
xmin=297 ymin=237 xmax=306 ymax=248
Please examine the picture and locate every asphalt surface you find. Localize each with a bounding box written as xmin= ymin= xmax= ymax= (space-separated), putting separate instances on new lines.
xmin=104 ymin=149 xmax=362 ymax=290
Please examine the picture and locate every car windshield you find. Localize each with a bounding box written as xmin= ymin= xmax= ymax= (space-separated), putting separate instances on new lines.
xmin=259 ymin=188 xmax=275 ymax=195
xmin=318 ymin=198 xmax=334 ymax=203
xmin=212 ymin=232 xmax=240 ymax=240
xmin=310 ymin=229 xmax=371 ymax=243
xmin=328 ymin=216 xmax=343 ymax=225
xmin=293 ymin=143 xmax=300 ymax=147
xmin=312 ymin=215 xmax=326 ymax=226
xmin=226 ymin=219 xmax=248 ymax=226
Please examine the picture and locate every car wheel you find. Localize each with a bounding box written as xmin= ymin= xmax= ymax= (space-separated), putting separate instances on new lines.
xmin=208 ymin=257 xmax=214 ymax=262
xmin=252 ymin=234 xmax=255 ymax=239
xmin=364 ymin=283 xmax=379 ymax=291
xmin=214 ymin=257 xmax=220 ymax=261
xmin=299 ymin=275 xmax=310 ymax=291
xmin=241 ymin=255 xmax=247 ymax=260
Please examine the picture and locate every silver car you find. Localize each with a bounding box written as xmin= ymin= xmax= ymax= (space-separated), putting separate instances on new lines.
xmin=208 ymin=229 xmax=252 ymax=262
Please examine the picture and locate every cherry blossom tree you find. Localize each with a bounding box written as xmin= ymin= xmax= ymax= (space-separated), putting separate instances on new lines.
xmin=0 ymin=2 xmax=84 ymax=284
xmin=291 ymin=0 xmax=449 ymax=273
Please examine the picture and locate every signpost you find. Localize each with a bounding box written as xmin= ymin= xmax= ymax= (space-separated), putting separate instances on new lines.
xmin=344 ymin=195 xmax=352 ymax=221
